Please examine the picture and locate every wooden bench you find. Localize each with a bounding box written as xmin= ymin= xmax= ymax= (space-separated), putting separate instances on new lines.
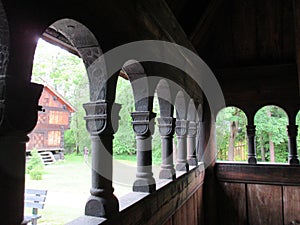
xmin=22 ymin=189 xmax=47 ymax=225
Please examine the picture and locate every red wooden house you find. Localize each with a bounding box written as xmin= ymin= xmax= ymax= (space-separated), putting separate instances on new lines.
xmin=26 ymin=85 xmax=76 ymax=159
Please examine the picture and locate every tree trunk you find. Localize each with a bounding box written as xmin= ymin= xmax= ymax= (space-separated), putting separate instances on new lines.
xmin=75 ymin=114 xmax=80 ymax=155
xmin=269 ymin=136 xmax=275 ymax=162
xmin=267 ymin=108 xmax=275 ymax=162
xmin=260 ymin=135 xmax=265 ymax=161
xmin=228 ymin=121 xmax=237 ymax=161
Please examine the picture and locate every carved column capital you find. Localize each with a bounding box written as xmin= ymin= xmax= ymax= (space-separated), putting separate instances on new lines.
xmin=287 ymin=125 xmax=298 ymax=138
xmin=246 ymin=125 xmax=256 ymax=137
xmin=131 ymin=111 xmax=156 ymax=136
xmin=83 ymin=101 xmax=121 ymax=136
xmin=187 ymin=121 xmax=197 ymax=138
xmin=246 ymin=125 xmax=257 ymax=164
xmin=175 ymin=119 xmax=189 ymax=137
xmin=0 ymin=77 xmax=43 ymax=134
xmin=157 ymin=117 xmax=176 ymax=136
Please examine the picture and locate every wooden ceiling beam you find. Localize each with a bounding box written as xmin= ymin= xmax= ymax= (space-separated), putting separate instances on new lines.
xmin=189 ymin=0 xmax=224 ymax=48
xmin=41 ymin=28 xmax=80 ymax=57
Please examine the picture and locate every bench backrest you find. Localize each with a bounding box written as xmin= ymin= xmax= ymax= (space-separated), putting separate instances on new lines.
xmin=24 ymin=189 xmax=47 ymax=210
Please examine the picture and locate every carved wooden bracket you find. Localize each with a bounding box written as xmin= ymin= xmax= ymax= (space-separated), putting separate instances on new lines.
xmin=287 ymin=125 xmax=298 ymax=138
xmin=188 ymin=121 xmax=197 ymax=138
xmin=0 ymin=77 xmax=43 ymax=134
xmin=175 ymin=119 xmax=189 ymax=137
xmin=131 ymin=111 xmax=156 ymax=136
xmin=157 ymin=117 xmax=176 ymax=136
xmin=83 ymin=101 xmax=121 ymax=136
xmin=246 ymin=125 xmax=256 ymax=137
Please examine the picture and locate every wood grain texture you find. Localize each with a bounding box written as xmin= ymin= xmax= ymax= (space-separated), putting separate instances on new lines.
xmin=162 ymin=217 xmax=172 ymax=225
xmin=256 ymin=0 xmax=282 ymax=61
xmin=232 ymin=0 xmax=256 ymax=62
xmin=247 ymin=184 xmax=282 ymax=225
xmin=283 ymin=186 xmax=300 ymax=224
xmin=217 ymin=182 xmax=247 ymax=225
xmin=186 ymin=195 xmax=195 ymax=225
xmin=215 ymin=162 xmax=300 ymax=185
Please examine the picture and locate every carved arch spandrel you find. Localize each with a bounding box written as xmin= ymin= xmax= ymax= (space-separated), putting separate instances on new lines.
xmin=50 ymin=19 xmax=105 ymax=101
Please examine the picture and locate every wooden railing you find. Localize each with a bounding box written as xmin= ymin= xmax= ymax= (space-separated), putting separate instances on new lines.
xmin=67 ymin=164 xmax=205 ymax=225
xmin=215 ymin=162 xmax=300 ymax=225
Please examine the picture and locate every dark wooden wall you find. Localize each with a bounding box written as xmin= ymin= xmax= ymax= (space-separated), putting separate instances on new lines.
xmin=215 ymin=163 xmax=300 ymax=225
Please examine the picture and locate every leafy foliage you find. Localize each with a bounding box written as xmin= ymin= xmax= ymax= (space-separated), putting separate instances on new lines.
xmin=26 ymin=149 xmax=45 ymax=180
xmin=113 ymin=77 xmax=136 ymax=155
xmin=254 ymin=106 xmax=288 ymax=162
xmin=297 ymin=112 xmax=300 ymax=154
xmin=216 ymin=107 xmax=247 ymax=161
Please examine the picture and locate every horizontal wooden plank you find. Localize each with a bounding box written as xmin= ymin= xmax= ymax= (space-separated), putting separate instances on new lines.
xmin=215 ymin=162 xmax=300 ymax=185
xmin=25 ymin=189 xmax=47 ymax=195
xmin=25 ymin=195 xmax=46 ymax=202
xmin=25 ymin=202 xmax=45 ymax=209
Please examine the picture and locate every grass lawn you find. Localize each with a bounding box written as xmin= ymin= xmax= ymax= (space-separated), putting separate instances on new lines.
xmin=25 ymin=154 xmax=162 ymax=224
xmin=25 ymin=154 xmax=91 ymax=225
xmin=25 ymin=154 xmax=132 ymax=225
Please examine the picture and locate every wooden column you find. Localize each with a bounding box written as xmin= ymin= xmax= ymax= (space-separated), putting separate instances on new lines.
xmin=187 ymin=121 xmax=198 ymax=166
xmin=246 ymin=125 xmax=257 ymax=164
xmin=131 ymin=111 xmax=156 ymax=193
xmin=83 ymin=101 xmax=120 ymax=218
xmin=158 ymin=117 xmax=176 ymax=180
xmin=0 ymin=78 xmax=43 ymax=225
xmin=287 ymin=124 xmax=299 ymax=165
xmin=175 ymin=120 xmax=189 ymax=171
xmin=197 ymin=121 xmax=205 ymax=162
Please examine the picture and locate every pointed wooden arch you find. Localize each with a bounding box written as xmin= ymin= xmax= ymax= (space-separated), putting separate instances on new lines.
xmin=156 ymin=79 xmax=174 ymax=117
xmin=174 ymin=90 xmax=188 ymax=120
xmin=122 ymin=60 xmax=152 ymax=111
xmin=50 ymin=19 xmax=105 ymax=101
xmin=0 ymin=0 xmax=9 ymax=75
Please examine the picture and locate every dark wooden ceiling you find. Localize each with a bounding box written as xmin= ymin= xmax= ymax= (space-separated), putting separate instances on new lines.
xmin=39 ymin=0 xmax=300 ymax=111
xmin=167 ymin=0 xmax=296 ymax=68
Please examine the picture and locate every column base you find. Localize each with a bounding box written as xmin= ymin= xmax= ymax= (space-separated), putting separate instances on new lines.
xmin=187 ymin=157 xmax=198 ymax=166
xmin=159 ymin=168 xmax=176 ymax=180
xmin=133 ymin=178 xmax=156 ymax=193
xmin=176 ymin=162 xmax=189 ymax=172
xmin=248 ymin=156 xmax=257 ymax=164
xmin=289 ymin=157 xmax=299 ymax=165
xmin=85 ymin=194 xmax=119 ymax=218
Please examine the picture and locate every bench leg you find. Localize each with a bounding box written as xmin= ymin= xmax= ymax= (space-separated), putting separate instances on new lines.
xmin=32 ymin=219 xmax=37 ymax=225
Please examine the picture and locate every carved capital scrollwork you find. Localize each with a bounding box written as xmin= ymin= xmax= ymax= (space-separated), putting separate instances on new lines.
xmin=0 ymin=77 xmax=43 ymax=134
xmin=188 ymin=121 xmax=197 ymax=137
xmin=131 ymin=111 xmax=156 ymax=136
xmin=83 ymin=101 xmax=121 ymax=136
xmin=287 ymin=125 xmax=298 ymax=138
xmin=246 ymin=125 xmax=256 ymax=137
xmin=175 ymin=119 xmax=189 ymax=137
xmin=157 ymin=117 xmax=175 ymax=136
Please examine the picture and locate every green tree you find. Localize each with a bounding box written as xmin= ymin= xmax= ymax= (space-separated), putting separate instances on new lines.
xmin=216 ymin=107 xmax=247 ymax=161
xmin=255 ymin=106 xmax=288 ymax=163
xmin=26 ymin=149 xmax=45 ymax=180
xmin=113 ymin=77 xmax=136 ymax=155
xmin=297 ymin=112 xmax=300 ymax=154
